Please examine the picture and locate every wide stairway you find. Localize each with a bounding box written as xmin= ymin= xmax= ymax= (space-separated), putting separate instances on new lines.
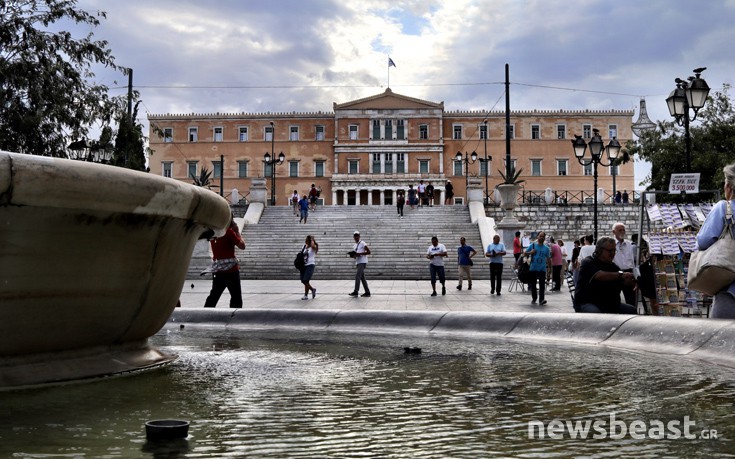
xmin=190 ymin=205 xmax=493 ymax=280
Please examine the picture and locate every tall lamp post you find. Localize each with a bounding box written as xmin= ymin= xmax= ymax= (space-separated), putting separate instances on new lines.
xmin=571 ymin=128 xmax=621 ymax=241
xmin=482 ymin=120 xmax=491 ymax=205
xmin=264 ymin=151 xmax=285 ymax=206
xmin=666 ymin=67 xmax=710 ymax=173
xmin=455 ymin=150 xmax=478 ymax=202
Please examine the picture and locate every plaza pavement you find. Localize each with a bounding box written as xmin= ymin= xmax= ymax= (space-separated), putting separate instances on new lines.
xmin=178 ymin=277 xmax=577 ymax=314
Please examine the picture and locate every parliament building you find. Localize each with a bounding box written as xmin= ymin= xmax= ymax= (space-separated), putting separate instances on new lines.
xmin=148 ymin=88 xmax=635 ymax=206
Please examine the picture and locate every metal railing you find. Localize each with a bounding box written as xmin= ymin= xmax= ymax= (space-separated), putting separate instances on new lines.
xmin=484 ymin=189 xmax=641 ymax=206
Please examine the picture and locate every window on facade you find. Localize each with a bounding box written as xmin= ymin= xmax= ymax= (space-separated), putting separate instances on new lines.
xmin=608 ymin=124 xmax=618 ymax=139
xmin=419 ymin=160 xmax=429 ymax=174
xmin=238 ymin=161 xmax=248 ymax=178
xmin=385 ymin=120 xmax=393 ymax=139
xmin=264 ymin=162 xmax=273 ymax=178
xmin=289 ymin=161 xmax=299 ymax=177
xmin=557 ymin=159 xmax=568 ymax=176
xmin=453 ymin=125 xmax=463 ymax=140
xmin=163 ymin=128 xmax=173 ymax=143
xmin=584 ymin=160 xmax=593 ymax=176
xmin=214 ymin=127 xmax=223 ymax=142
xmin=239 ymin=127 xmax=248 ymax=142
xmin=162 ymin=162 xmax=172 ymax=178
xmin=583 ymin=124 xmax=592 ymax=139
xmin=188 ymin=127 xmax=198 ymax=142
xmin=385 ymin=153 xmax=393 ymax=174
xmin=348 ymin=160 xmax=359 ymax=174
xmin=315 ymin=160 xmax=325 ymax=177
xmin=315 ymin=125 xmax=325 ymax=141
xmin=290 ymin=126 xmax=299 ymax=141
xmin=265 ymin=125 xmax=273 ymax=142
xmin=372 ymin=153 xmax=381 ymax=174
xmin=531 ymin=159 xmax=542 ymax=176
xmin=480 ymin=124 xmax=488 ymax=140
xmin=531 ymin=124 xmax=540 ymax=140
xmin=213 ymin=161 xmax=222 ymax=179
xmin=453 ymin=160 xmax=463 ymax=176
xmin=507 ymin=125 xmax=515 ymax=139
xmin=187 ymin=161 xmax=197 ymax=179
xmin=504 ymin=159 xmax=518 ymax=174
xmin=397 ymin=153 xmax=405 ymax=173
xmin=419 ymin=124 xmax=428 ymax=140
xmin=396 ymin=120 xmax=405 ymax=140
xmin=480 ymin=159 xmax=489 ymax=177
xmin=610 ymin=165 xmax=619 ymax=176
xmin=349 ymin=125 xmax=358 ymax=140
xmin=557 ymin=125 xmax=566 ymax=140
xmin=373 ymin=120 xmax=381 ymax=139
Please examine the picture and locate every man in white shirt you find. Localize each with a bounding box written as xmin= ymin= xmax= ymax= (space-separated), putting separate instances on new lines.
xmin=612 ymin=222 xmax=637 ymax=306
xmin=426 ymin=236 xmax=448 ymax=296
xmin=349 ymin=231 xmax=371 ymax=297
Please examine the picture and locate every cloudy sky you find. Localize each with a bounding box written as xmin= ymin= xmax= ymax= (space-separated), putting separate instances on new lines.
xmin=71 ymin=0 xmax=735 ymax=188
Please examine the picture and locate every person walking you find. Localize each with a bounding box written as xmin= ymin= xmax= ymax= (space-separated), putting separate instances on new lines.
xmin=612 ymin=222 xmax=637 ymax=306
xmin=512 ymin=231 xmax=522 ymax=262
xmin=298 ymin=194 xmax=310 ymax=224
xmin=396 ymin=190 xmax=405 ymax=218
xmin=349 ymin=231 xmax=371 ymax=297
xmin=696 ymin=162 xmax=735 ymax=318
xmin=299 ymin=235 xmax=318 ymax=300
xmin=426 ymin=182 xmax=435 ymax=206
xmin=456 ymin=237 xmax=477 ymax=291
xmin=525 ymin=232 xmax=551 ymax=305
xmin=426 ymin=236 xmax=448 ymax=296
xmin=407 ymin=184 xmax=417 ymax=209
xmin=485 ymin=234 xmax=506 ymax=295
xmin=309 ymin=184 xmax=319 ymax=211
xmin=203 ymin=217 xmax=246 ymax=309
xmin=291 ymin=190 xmax=299 ymax=216
xmin=417 ymin=180 xmax=426 ymax=207
xmin=549 ymin=237 xmax=563 ymax=291
xmin=445 ymin=180 xmax=454 ymax=205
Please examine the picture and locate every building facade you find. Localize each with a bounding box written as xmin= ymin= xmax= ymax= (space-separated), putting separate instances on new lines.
xmin=148 ymin=89 xmax=635 ymax=205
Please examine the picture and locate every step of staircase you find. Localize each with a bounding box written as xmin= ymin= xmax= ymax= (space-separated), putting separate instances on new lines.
xmin=188 ymin=205 xmax=517 ymax=280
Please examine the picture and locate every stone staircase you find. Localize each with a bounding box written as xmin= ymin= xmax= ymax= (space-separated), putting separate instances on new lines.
xmin=189 ymin=205 xmax=497 ymax=280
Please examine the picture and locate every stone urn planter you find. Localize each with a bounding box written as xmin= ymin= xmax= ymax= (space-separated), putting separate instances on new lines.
xmin=497 ymin=183 xmax=521 ymax=212
xmin=0 ymin=151 xmax=232 ymax=388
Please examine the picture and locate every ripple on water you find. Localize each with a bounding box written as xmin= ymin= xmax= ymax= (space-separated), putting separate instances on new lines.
xmin=1 ymin=328 xmax=735 ymax=458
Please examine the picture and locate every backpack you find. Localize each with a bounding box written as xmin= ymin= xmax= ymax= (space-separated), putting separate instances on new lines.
xmin=517 ymin=260 xmax=531 ymax=283
xmin=294 ymin=246 xmax=307 ymax=271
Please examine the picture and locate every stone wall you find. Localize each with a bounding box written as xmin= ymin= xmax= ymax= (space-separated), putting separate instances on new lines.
xmin=486 ymin=203 xmax=663 ymax=242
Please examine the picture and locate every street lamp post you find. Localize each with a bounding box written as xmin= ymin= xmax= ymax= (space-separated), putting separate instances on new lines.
xmin=571 ymin=128 xmax=621 ymax=241
xmin=666 ymin=67 xmax=710 ymax=173
xmin=455 ymin=150 xmax=478 ymax=202
xmin=482 ymin=120 xmax=491 ymax=205
xmin=264 ymin=151 xmax=285 ymax=206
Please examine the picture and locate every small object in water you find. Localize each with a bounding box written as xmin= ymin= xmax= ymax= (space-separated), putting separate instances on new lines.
xmin=145 ymin=419 xmax=190 ymax=441
xmin=191 ymin=283 xmax=195 ymax=289
xmin=179 ymin=324 xmax=185 ymax=330
xmin=403 ymin=347 xmax=422 ymax=354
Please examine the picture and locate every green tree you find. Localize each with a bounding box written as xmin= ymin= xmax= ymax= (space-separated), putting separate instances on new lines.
xmin=112 ymin=100 xmax=147 ymax=171
xmin=0 ymin=0 xmax=119 ymax=157
xmin=628 ymin=85 xmax=735 ymax=201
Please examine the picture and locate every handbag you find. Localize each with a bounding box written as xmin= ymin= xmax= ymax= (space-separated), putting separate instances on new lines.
xmin=294 ymin=245 xmax=307 ymax=271
xmin=688 ymin=201 xmax=735 ymax=296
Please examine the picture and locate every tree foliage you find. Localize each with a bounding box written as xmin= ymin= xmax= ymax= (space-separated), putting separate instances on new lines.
xmin=628 ymin=85 xmax=735 ymax=202
xmin=0 ymin=0 xmax=123 ymax=158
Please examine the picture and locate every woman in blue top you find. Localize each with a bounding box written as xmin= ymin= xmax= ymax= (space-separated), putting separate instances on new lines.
xmin=696 ymin=163 xmax=735 ymax=318
xmin=525 ymin=232 xmax=551 ymax=305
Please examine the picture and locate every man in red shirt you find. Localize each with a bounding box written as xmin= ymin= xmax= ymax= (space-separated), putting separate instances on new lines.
xmin=203 ymin=218 xmax=246 ymax=308
xmin=513 ymin=231 xmax=522 ymax=263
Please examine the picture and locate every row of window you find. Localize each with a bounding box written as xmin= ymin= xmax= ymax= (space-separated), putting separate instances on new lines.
xmin=163 ymin=156 xmax=619 ymax=179
xmin=161 ymin=122 xmax=620 ymax=143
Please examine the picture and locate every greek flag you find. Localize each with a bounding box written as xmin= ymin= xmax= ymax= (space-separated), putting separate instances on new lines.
xmin=388 ymin=57 xmax=396 ymax=68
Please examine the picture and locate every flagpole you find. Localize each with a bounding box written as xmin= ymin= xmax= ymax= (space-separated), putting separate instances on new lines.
xmin=387 ymin=61 xmax=390 ymax=88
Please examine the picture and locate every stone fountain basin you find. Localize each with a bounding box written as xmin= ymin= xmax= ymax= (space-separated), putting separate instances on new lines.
xmin=0 ymin=151 xmax=231 ymax=388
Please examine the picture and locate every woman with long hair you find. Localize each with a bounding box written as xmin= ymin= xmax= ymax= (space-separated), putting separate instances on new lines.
xmin=300 ymin=235 xmax=319 ymax=300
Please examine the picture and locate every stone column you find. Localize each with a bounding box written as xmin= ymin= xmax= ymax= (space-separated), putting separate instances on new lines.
xmin=367 ymin=188 xmax=373 ymax=205
xmin=354 ymin=189 xmax=360 ymax=205
xmin=332 ymin=189 xmax=337 ymax=206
